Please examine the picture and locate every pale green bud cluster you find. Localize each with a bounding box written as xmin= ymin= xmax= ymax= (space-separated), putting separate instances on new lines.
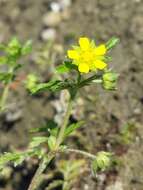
xmin=102 ymin=72 xmax=119 ymax=90
xmin=92 ymin=151 xmax=113 ymax=173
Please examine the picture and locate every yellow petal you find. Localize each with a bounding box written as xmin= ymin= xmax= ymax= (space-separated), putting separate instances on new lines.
xmin=94 ymin=44 xmax=107 ymax=56
xmin=67 ymin=50 xmax=79 ymax=59
xmin=78 ymin=63 xmax=89 ymax=73
xmin=94 ymin=60 xmax=107 ymax=70
xmin=79 ymin=37 xmax=90 ymax=50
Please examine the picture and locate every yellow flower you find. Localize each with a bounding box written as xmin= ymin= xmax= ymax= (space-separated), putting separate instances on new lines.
xmin=67 ymin=37 xmax=107 ymax=73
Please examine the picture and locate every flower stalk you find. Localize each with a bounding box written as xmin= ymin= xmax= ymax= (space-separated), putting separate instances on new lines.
xmin=28 ymin=90 xmax=74 ymax=190
xmin=55 ymin=95 xmax=73 ymax=149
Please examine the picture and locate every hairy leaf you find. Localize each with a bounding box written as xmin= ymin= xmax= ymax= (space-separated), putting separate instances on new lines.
xmin=0 ymin=152 xmax=29 ymax=170
xmin=29 ymin=79 xmax=74 ymax=94
xmin=64 ymin=121 xmax=84 ymax=138
xmin=21 ymin=40 xmax=32 ymax=55
xmin=30 ymin=120 xmax=59 ymax=137
xmin=106 ymin=37 xmax=119 ymax=50
xmin=56 ymin=60 xmax=77 ymax=74
xmin=48 ymin=136 xmax=56 ymax=150
xmin=29 ymin=136 xmax=48 ymax=148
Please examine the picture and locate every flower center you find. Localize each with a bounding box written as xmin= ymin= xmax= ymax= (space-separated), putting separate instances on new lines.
xmin=80 ymin=50 xmax=94 ymax=63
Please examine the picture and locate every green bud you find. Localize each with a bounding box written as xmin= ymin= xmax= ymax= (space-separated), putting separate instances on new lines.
xmin=6 ymin=37 xmax=21 ymax=57
xmin=92 ymin=151 xmax=113 ymax=174
xmin=25 ymin=74 xmax=38 ymax=91
xmin=102 ymin=72 xmax=119 ymax=90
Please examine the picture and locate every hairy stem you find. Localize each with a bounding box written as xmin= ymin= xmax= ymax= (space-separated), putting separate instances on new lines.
xmin=66 ymin=148 xmax=96 ymax=159
xmin=78 ymin=73 xmax=102 ymax=88
xmin=28 ymin=92 xmax=74 ymax=190
xmin=28 ymin=154 xmax=54 ymax=190
xmin=0 ymin=84 xmax=10 ymax=112
xmin=55 ymin=95 xmax=73 ymax=148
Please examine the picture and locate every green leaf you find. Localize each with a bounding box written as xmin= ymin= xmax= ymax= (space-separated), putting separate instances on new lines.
xmin=21 ymin=40 xmax=32 ymax=55
xmin=0 ymin=72 xmax=14 ymax=84
xmin=48 ymin=136 xmax=56 ymax=150
xmin=29 ymin=80 xmax=59 ymax=94
xmin=58 ymin=159 xmax=85 ymax=189
xmin=30 ymin=120 xmax=59 ymax=137
xmin=6 ymin=37 xmax=21 ymax=57
xmin=92 ymin=159 xmax=98 ymax=174
xmin=0 ymin=56 xmax=7 ymax=65
xmin=56 ymin=64 xmax=70 ymax=73
xmin=106 ymin=37 xmax=119 ymax=50
xmin=29 ymin=79 xmax=73 ymax=94
xmin=103 ymin=56 xmax=112 ymax=62
xmin=0 ymin=152 xmax=28 ymax=170
xmin=56 ymin=60 xmax=77 ymax=74
xmin=29 ymin=136 xmax=48 ymax=148
xmin=64 ymin=121 xmax=84 ymax=138
xmin=0 ymin=152 xmax=19 ymax=167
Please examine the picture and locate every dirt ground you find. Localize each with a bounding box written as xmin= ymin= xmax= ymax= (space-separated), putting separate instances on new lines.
xmin=0 ymin=0 xmax=143 ymax=189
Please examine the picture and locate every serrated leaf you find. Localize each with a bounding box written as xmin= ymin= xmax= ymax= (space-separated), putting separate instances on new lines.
xmin=29 ymin=80 xmax=61 ymax=94
xmin=56 ymin=64 xmax=70 ymax=73
xmin=0 ymin=152 xmax=28 ymax=170
xmin=30 ymin=120 xmax=59 ymax=137
xmin=64 ymin=121 xmax=84 ymax=138
xmin=106 ymin=37 xmax=119 ymax=50
xmin=29 ymin=136 xmax=48 ymax=148
xmin=21 ymin=40 xmax=32 ymax=55
xmin=30 ymin=79 xmax=73 ymax=94
xmin=56 ymin=60 xmax=77 ymax=74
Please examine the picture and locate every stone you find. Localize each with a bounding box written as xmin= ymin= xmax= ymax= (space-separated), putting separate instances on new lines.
xmin=41 ymin=28 xmax=56 ymax=41
xmin=42 ymin=12 xmax=62 ymax=27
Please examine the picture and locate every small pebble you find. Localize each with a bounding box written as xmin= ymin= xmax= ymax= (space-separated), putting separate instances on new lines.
xmin=42 ymin=12 xmax=62 ymax=27
xmin=41 ymin=28 xmax=57 ymax=41
xmin=50 ymin=2 xmax=61 ymax=12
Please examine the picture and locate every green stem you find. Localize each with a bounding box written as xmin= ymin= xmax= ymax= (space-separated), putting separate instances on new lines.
xmin=66 ymin=148 xmax=96 ymax=159
xmin=78 ymin=73 xmax=102 ymax=88
xmin=55 ymin=95 xmax=73 ymax=148
xmin=0 ymin=67 xmax=15 ymax=113
xmin=28 ymin=91 xmax=74 ymax=190
xmin=0 ymin=84 xmax=10 ymax=112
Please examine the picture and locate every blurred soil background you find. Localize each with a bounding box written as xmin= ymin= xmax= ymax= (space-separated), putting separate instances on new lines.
xmin=0 ymin=0 xmax=143 ymax=189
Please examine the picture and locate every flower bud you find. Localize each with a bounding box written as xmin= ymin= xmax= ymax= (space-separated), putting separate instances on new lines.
xmin=102 ymin=72 xmax=119 ymax=90
xmin=25 ymin=74 xmax=38 ymax=91
xmin=92 ymin=151 xmax=113 ymax=174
